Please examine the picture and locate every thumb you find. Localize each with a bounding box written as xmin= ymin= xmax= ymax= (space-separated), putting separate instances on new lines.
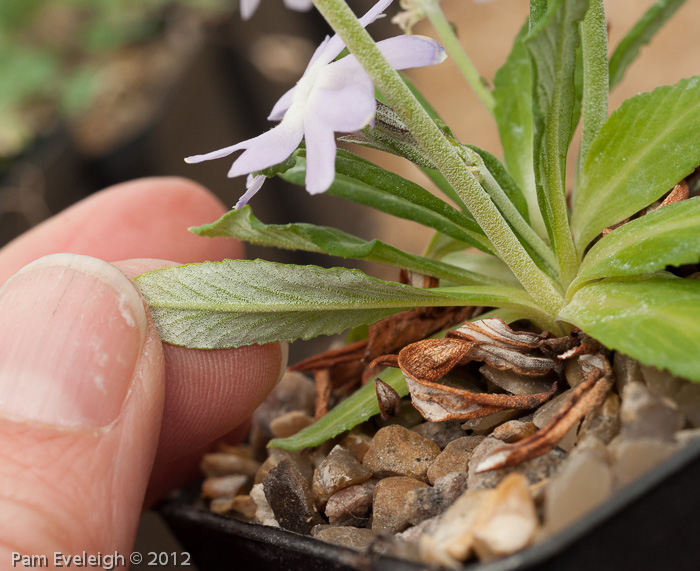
xmin=0 ymin=254 xmax=165 ymax=563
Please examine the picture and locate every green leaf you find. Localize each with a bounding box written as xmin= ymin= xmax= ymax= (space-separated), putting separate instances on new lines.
xmin=192 ymin=206 xmax=501 ymax=286
xmin=559 ymin=276 xmax=700 ymax=382
xmin=571 ymin=198 xmax=700 ymax=293
xmin=280 ymin=151 xmax=494 ymax=254
xmin=578 ymin=0 xmax=609 ymax=170
xmin=525 ymin=0 xmax=589 ymax=286
xmin=571 ymin=76 xmax=700 ymax=251
xmin=441 ymin=250 xmax=521 ymax=287
xmin=493 ymin=21 xmax=543 ymax=236
xmin=269 ymin=368 xmax=408 ymax=451
xmin=609 ymin=0 xmax=687 ymax=90
xmin=134 ymin=260 xmax=536 ymax=349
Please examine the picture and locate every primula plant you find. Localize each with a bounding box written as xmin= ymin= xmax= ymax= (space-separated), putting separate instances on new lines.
xmin=135 ymin=0 xmax=700 ymax=457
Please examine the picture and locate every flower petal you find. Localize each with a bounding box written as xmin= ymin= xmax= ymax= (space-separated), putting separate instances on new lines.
xmin=309 ymin=82 xmax=376 ymax=133
xmin=283 ymin=0 xmax=314 ymax=11
xmin=228 ymin=115 xmax=304 ymax=177
xmin=303 ymin=112 xmax=338 ymax=194
xmin=376 ymin=35 xmax=447 ymax=70
xmin=235 ymin=175 xmax=267 ymax=209
xmin=268 ymin=86 xmax=296 ymax=121
xmin=185 ymin=142 xmax=247 ymax=164
xmin=240 ymin=0 xmax=260 ymax=20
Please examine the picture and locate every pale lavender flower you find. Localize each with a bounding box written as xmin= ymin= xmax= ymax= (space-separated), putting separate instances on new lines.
xmin=186 ymin=0 xmax=446 ymax=208
xmin=240 ymin=0 xmax=314 ymax=21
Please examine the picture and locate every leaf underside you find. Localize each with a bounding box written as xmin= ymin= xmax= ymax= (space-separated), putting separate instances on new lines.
xmin=134 ymin=260 xmax=538 ymax=349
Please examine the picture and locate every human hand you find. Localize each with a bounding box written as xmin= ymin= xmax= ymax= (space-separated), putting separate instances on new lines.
xmin=0 ymin=178 xmax=286 ymax=563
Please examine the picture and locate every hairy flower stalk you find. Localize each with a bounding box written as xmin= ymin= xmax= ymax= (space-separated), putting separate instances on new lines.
xmin=312 ymin=0 xmax=566 ymax=320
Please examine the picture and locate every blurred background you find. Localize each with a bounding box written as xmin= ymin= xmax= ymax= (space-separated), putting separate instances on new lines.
xmin=1 ymin=0 xmax=698 ymax=566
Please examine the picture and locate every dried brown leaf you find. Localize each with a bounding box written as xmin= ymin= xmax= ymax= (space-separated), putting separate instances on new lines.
xmin=376 ymin=378 xmax=402 ymax=420
xmin=476 ymin=354 xmax=613 ymax=472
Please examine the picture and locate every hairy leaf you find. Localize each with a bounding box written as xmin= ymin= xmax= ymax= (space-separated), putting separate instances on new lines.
xmin=269 ymin=368 xmax=408 ymax=450
xmin=135 ymin=260 xmax=539 ymax=349
xmin=280 ymin=151 xmax=494 ymax=254
xmin=559 ymin=276 xmax=700 ymax=382
xmin=493 ymin=21 xmax=542 ymax=235
xmin=192 ymin=207 xmax=500 ymax=286
xmin=571 ymin=198 xmax=700 ymax=293
xmin=571 ymin=76 xmax=700 ymax=251
xmin=579 ymin=0 xmax=609 ymax=170
xmin=609 ymin=0 xmax=687 ymax=90
xmin=525 ymin=0 xmax=589 ymax=285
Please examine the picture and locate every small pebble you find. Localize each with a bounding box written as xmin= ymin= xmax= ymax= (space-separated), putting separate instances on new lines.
xmin=339 ymin=429 xmax=373 ymax=462
xmin=472 ymin=473 xmax=539 ymax=561
xmin=200 ymin=453 xmax=261 ymax=478
xmin=468 ymin=436 xmax=566 ymax=490
xmin=613 ymin=353 xmax=643 ymax=394
xmin=419 ymin=489 xmax=493 ymax=568
xmin=250 ymin=371 xmax=316 ymax=457
xmin=363 ymin=425 xmax=441 ymax=482
xmin=372 ymin=477 xmax=428 ymax=534
xmin=461 ymin=409 xmax=520 ymax=433
xmin=577 ymin=392 xmax=620 ymax=444
xmin=608 ymin=436 xmax=677 ymax=489
xmin=480 ymin=365 xmax=554 ymax=396
xmin=640 ymin=364 xmax=684 ymax=400
xmin=402 ymin=472 xmax=468 ymax=525
xmin=209 ymin=495 xmax=257 ymax=519
xmin=325 ymin=479 xmax=376 ymax=526
xmin=412 ymin=420 xmax=468 ymax=449
xmin=263 ymin=458 xmax=323 ymax=534
xmin=201 ymin=474 xmax=248 ymax=499
xmin=564 ymin=359 xmax=584 ymax=388
xmin=312 ymin=445 xmax=373 ymax=507
xmin=254 ymin=449 xmax=313 ymax=485
xmin=427 ymin=436 xmax=484 ymax=484
xmin=619 ymin=382 xmax=684 ymax=441
xmin=215 ymin=443 xmax=254 ymax=458
xmin=675 ymin=382 xmax=700 ymax=428
xmin=269 ymin=410 xmax=315 ymax=438
xmin=543 ymin=436 xmax=613 ymax=533
xmin=250 ymin=483 xmax=279 ymax=527
xmin=492 ymin=420 xmax=538 ymax=443
xmin=676 ymin=428 xmax=700 ymax=447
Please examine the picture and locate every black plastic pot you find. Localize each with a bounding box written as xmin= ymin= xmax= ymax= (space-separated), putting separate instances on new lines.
xmin=159 ymin=436 xmax=700 ymax=571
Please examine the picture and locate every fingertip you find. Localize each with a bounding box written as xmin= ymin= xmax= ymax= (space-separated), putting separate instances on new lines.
xmin=0 ymin=177 xmax=242 ymax=283
xmin=155 ymin=342 xmax=287 ymax=466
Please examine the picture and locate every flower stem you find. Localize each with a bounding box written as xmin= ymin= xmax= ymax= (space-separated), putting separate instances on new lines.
xmin=312 ymin=0 xmax=565 ymax=317
xmin=423 ymin=0 xmax=496 ymax=116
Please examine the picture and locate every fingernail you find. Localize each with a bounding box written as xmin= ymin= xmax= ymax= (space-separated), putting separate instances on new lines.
xmin=0 ymin=254 xmax=147 ymax=428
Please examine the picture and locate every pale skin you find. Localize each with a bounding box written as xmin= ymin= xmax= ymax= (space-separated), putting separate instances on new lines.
xmin=0 ymin=178 xmax=286 ymax=563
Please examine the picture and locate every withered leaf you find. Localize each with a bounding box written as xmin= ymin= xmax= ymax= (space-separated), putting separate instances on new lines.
xmin=476 ymin=353 xmax=613 ymax=472
xmin=448 ymin=318 xmax=544 ymax=353
xmin=376 ymin=378 xmax=402 ymax=420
